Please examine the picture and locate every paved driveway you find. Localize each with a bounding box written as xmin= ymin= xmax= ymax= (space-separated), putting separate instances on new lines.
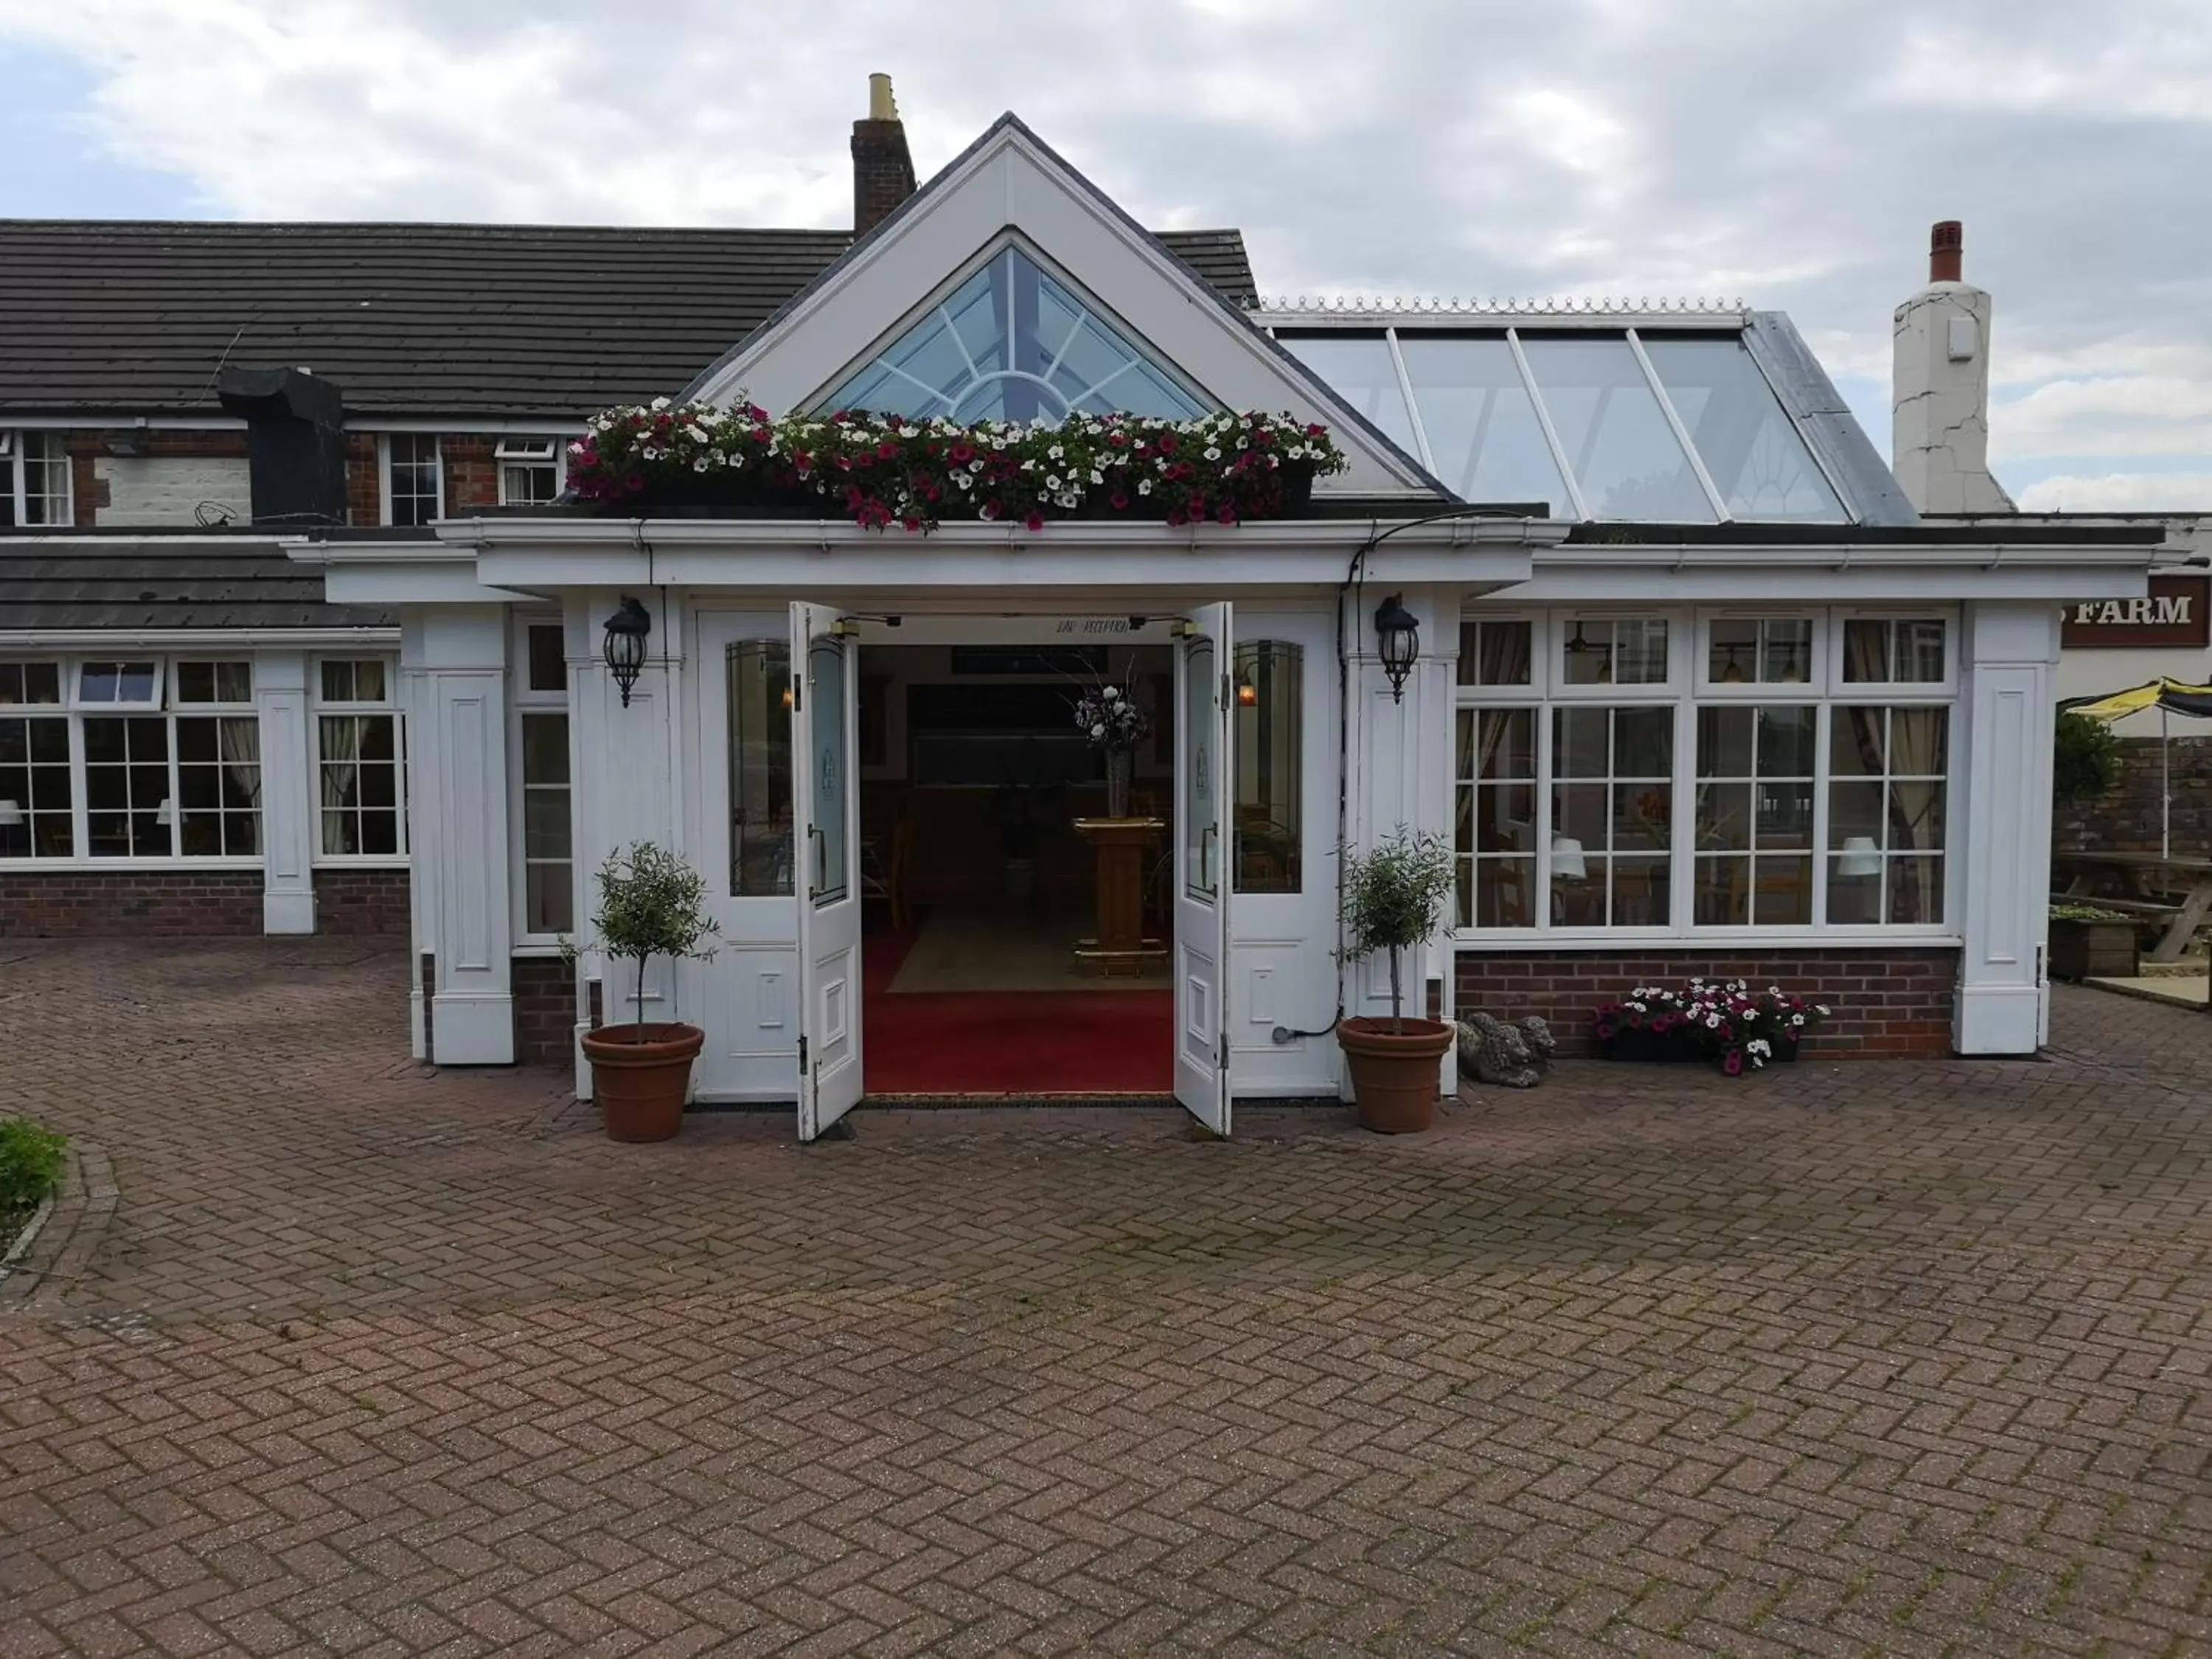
xmin=1 ymin=940 xmax=2208 ymax=1657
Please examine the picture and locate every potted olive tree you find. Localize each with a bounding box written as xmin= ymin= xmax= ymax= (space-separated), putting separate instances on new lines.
xmin=566 ymin=842 xmax=720 ymax=1142
xmin=1336 ymin=829 xmax=1459 ymax=1133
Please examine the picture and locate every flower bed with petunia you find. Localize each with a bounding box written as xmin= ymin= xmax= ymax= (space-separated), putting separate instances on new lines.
xmin=1592 ymin=981 xmax=1832 ymax=1075
xmin=563 ymin=400 xmax=1349 ymax=531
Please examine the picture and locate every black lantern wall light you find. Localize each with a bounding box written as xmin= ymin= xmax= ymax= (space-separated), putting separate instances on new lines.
xmin=602 ymin=595 xmax=653 ymax=707
xmin=1373 ymin=594 xmax=1420 ymax=703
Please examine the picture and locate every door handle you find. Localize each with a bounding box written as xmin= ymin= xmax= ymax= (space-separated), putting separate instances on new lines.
xmin=1199 ymin=822 xmax=1217 ymax=894
xmin=808 ymin=824 xmax=826 ymax=900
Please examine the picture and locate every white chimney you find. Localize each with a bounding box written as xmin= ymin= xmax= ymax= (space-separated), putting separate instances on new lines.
xmin=1891 ymin=220 xmax=2014 ymax=515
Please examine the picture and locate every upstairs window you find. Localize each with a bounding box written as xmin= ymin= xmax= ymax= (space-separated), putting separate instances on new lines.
xmin=822 ymin=245 xmax=1210 ymax=424
xmin=497 ymin=437 xmax=564 ymax=505
xmin=382 ymin=434 xmax=443 ymax=526
xmin=2 ymin=431 xmax=74 ymax=527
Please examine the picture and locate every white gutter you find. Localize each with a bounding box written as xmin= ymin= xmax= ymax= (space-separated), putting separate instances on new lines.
xmin=0 ymin=627 xmax=399 ymax=649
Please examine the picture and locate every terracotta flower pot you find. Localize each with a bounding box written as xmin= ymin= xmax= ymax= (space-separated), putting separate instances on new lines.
xmin=1337 ymin=1016 xmax=1454 ymax=1134
xmin=580 ymin=1022 xmax=703 ymax=1142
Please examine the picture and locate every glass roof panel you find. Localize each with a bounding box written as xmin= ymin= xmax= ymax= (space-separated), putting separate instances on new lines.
xmin=1394 ymin=335 xmax=1569 ymax=513
xmin=1516 ymin=337 xmax=1716 ymax=521
xmin=822 ymin=246 xmax=1208 ymax=423
xmin=1641 ymin=337 xmax=1846 ymax=522
xmin=1277 ymin=334 xmax=1421 ymax=459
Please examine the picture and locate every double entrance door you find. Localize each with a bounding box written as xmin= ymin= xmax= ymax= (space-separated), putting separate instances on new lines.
xmin=697 ymin=604 xmax=1237 ymax=1141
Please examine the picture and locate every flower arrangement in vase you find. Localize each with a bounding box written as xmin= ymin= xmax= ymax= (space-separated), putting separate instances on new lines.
xmin=1071 ymin=682 xmax=1150 ymax=818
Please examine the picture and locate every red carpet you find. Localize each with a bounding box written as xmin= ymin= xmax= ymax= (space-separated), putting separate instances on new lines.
xmin=862 ymin=928 xmax=1173 ymax=1095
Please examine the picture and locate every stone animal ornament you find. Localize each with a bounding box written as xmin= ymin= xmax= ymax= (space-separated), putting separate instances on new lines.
xmin=1458 ymin=1012 xmax=1556 ymax=1088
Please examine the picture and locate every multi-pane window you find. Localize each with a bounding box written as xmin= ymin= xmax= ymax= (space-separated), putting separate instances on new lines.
xmin=316 ymin=659 xmax=404 ymax=856
xmin=0 ymin=658 xmax=258 ymax=860
xmin=83 ymin=716 xmax=173 ymax=855
xmin=1694 ymin=705 xmax=1815 ymax=925
xmin=383 ymin=434 xmax=442 ymax=526
xmin=1551 ymin=704 xmax=1674 ymax=925
xmin=1232 ymin=641 xmax=1302 ymax=894
xmin=1451 ymin=613 xmax=1954 ymax=934
xmin=1707 ymin=617 xmax=1812 ymax=686
xmin=517 ymin=620 xmax=572 ymax=936
xmin=0 ymin=663 xmax=70 ymax=858
xmin=173 ymin=664 xmax=260 ymax=857
xmin=1560 ymin=617 xmax=1667 ymax=686
xmin=1 ymin=431 xmax=74 ymax=526
xmin=1455 ymin=704 xmax=1535 ymax=925
xmin=497 ymin=438 xmax=564 ymax=506
xmin=1843 ymin=617 xmax=1945 ymax=684
xmin=1829 ymin=707 xmax=1947 ymax=925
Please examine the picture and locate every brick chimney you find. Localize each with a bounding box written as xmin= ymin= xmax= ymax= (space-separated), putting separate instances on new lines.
xmin=1891 ymin=220 xmax=2015 ymax=515
xmin=852 ymin=73 xmax=917 ymax=238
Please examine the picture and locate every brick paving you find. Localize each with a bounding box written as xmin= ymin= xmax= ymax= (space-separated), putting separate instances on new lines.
xmin=2 ymin=939 xmax=2210 ymax=1657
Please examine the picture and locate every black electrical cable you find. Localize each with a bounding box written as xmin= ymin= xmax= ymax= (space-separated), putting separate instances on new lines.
xmin=1269 ymin=505 xmax=1539 ymax=1044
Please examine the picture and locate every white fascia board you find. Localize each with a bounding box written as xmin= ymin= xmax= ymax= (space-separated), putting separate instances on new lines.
xmin=0 ymin=414 xmax=248 ymax=430
xmin=0 ymin=627 xmax=400 ymax=649
xmin=684 ymin=125 xmax=1433 ymax=496
xmin=456 ymin=514 xmax=1556 ymax=596
xmin=346 ymin=418 xmax=585 ymax=434
xmin=1514 ymin=542 xmax=2155 ymax=603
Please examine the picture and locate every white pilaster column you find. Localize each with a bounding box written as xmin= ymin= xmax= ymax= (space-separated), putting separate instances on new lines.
xmin=1954 ymin=601 xmax=2061 ymax=1054
xmin=417 ymin=605 xmax=515 ymax=1064
xmin=254 ymin=650 xmax=317 ymax=934
xmin=1341 ymin=586 xmax=1460 ymax=1089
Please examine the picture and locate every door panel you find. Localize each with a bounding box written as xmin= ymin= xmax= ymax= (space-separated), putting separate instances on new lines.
xmin=792 ymin=602 xmax=863 ymax=1141
xmin=694 ymin=613 xmax=801 ymax=1102
xmin=1172 ymin=602 xmax=1233 ymax=1132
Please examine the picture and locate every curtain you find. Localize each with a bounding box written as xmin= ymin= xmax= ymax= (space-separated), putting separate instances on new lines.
xmin=320 ymin=715 xmax=359 ymax=855
xmin=1473 ymin=624 xmax=1532 ymax=787
xmin=1888 ymin=707 xmax=1946 ymax=922
xmin=220 ymin=717 xmax=260 ymax=805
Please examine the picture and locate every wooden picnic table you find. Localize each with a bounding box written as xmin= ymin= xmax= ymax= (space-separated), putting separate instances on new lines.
xmin=2052 ymin=851 xmax=2212 ymax=963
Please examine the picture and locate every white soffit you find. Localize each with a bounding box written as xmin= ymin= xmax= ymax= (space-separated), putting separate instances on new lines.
xmin=684 ymin=118 xmax=1436 ymax=497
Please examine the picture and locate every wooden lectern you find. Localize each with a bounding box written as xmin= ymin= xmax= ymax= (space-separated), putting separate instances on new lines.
xmin=1071 ymin=817 xmax=1166 ymax=975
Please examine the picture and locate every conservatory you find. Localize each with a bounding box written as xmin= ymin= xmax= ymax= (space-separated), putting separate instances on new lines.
xmin=292 ymin=111 xmax=2161 ymax=1138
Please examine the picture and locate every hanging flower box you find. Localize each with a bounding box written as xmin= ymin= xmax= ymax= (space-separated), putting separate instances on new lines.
xmin=563 ymin=400 xmax=1346 ymax=532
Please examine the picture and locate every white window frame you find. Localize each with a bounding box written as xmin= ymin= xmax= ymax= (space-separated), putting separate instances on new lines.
xmin=3 ymin=429 xmax=76 ymax=528
xmin=0 ymin=655 xmax=261 ymax=867
xmin=509 ymin=615 xmax=575 ymax=949
xmin=495 ymin=437 xmax=567 ymax=507
xmin=378 ymin=434 xmax=445 ymax=527
xmin=1451 ymin=608 xmax=1960 ymax=947
xmin=311 ymin=656 xmax=408 ymax=863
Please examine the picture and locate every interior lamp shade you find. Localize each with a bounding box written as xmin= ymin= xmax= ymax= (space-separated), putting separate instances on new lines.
xmin=0 ymin=800 xmax=21 ymax=827
xmin=1550 ymin=834 xmax=1588 ymax=880
xmin=1837 ymin=835 xmax=1882 ymax=877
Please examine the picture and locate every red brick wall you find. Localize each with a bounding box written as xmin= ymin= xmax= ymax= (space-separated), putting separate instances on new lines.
xmin=1455 ymin=947 xmax=1961 ymax=1058
xmin=512 ymin=956 xmax=577 ymax=1066
xmin=0 ymin=870 xmax=265 ymax=937
xmin=313 ymin=868 xmax=411 ymax=936
xmin=444 ymin=436 xmax=498 ymax=511
xmin=345 ymin=433 xmax=379 ymax=525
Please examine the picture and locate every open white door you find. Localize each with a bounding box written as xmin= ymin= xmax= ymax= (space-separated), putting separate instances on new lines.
xmin=790 ymin=602 xmax=863 ymax=1141
xmin=1173 ymin=603 xmax=1234 ymax=1133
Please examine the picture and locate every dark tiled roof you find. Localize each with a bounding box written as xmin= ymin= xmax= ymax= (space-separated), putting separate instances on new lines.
xmin=0 ymin=535 xmax=394 ymax=630
xmin=0 ymin=220 xmax=1258 ymax=420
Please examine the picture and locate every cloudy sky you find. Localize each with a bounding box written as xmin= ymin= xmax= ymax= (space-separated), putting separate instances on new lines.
xmin=4 ymin=0 xmax=2208 ymax=511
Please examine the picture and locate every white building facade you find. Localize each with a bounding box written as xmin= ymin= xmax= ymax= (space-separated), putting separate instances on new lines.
xmin=273 ymin=114 xmax=2168 ymax=1141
